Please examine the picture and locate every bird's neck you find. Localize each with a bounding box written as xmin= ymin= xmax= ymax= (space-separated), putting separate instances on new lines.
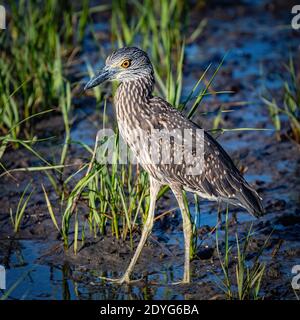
xmin=115 ymin=75 xmax=154 ymax=114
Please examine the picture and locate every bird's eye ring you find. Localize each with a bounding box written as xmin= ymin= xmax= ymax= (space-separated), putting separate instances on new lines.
xmin=121 ymin=59 xmax=131 ymax=68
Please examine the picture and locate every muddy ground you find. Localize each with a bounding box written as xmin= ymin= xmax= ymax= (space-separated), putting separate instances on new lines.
xmin=0 ymin=0 xmax=300 ymax=299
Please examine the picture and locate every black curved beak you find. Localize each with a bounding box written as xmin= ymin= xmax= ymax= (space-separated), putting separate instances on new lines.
xmin=84 ymin=67 xmax=111 ymax=91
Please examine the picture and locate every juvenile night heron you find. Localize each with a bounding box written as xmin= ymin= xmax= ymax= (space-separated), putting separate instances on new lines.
xmin=84 ymin=47 xmax=264 ymax=284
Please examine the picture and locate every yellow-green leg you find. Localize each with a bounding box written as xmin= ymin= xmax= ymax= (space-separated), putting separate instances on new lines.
xmin=100 ymin=177 xmax=161 ymax=284
xmin=171 ymin=186 xmax=192 ymax=284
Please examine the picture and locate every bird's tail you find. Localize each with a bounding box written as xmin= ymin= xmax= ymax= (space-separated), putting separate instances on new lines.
xmin=236 ymin=183 xmax=265 ymax=218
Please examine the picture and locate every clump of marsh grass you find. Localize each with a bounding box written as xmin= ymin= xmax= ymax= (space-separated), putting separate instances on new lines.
xmin=262 ymin=58 xmax=300 ymax=143
xmin=10 ymin=182 xmax=34 ymax=233
xmin=43 ymin=111 xmax=152 ymax=252
xmin=215 ymin=211 xmax=268 ymax=300
xmin=0 ymin=0 xmax=92 ymax=157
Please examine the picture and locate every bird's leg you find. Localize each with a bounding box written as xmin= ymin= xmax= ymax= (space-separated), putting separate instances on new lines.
xmin=171 ymin=186 xmax=192 ymax=284
xmin=217 ymin=201 xmax=222 ymax=226
xmin=100 ymin=178 xmax=161 ymax=284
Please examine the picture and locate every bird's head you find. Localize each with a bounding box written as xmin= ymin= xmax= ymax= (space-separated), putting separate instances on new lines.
xmin=84 ymin=47 xmax=154 ymax=90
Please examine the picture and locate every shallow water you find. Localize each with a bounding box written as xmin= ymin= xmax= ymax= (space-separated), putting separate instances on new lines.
xmin=2 ymin=200 xmax=258 ymax=300
xmin=3 ymin=241 xmax=75 ymax=300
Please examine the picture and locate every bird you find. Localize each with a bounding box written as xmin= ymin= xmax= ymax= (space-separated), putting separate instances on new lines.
xmin=84 ymin=47 xmax=264 ymax=284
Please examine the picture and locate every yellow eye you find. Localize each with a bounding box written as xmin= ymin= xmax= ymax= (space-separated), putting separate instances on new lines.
xmin=121 ymin=59 xmax=131 ymax=68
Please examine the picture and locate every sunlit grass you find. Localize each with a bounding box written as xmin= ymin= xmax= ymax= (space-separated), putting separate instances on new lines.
xmin=10 ymin=182 xmax=33 ymax=233
xmin=215 ymin=210 xmax=268 ymax=300
xmin=0 ymin=0 xmax=92 ymax=156
xmin=262 ymin=58 xmax=300 ymax=143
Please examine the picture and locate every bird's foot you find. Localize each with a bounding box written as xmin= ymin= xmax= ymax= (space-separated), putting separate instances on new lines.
xmin=171 ymin=276 xmax=190 ymax=285
xmin=171 ymin=279 xmax=190 ymax=285
xmin=99 ymin=274 xmax=143 ymax=285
